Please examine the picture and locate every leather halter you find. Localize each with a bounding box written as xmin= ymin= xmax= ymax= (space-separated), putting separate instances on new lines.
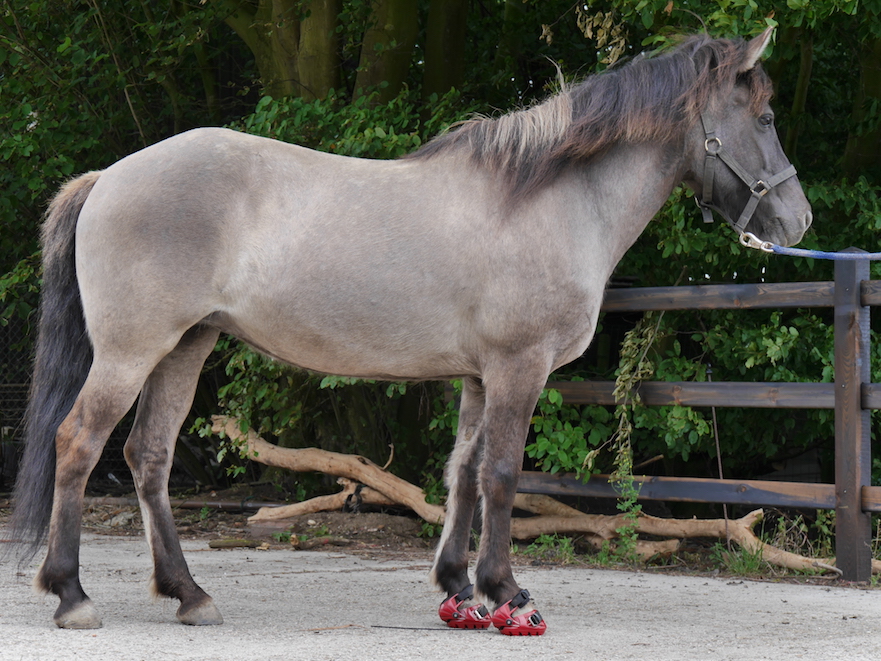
xmin=696 ymin=113 xmax=798 ymax=235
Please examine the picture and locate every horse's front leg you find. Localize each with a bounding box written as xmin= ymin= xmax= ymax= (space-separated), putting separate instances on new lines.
xmin=475 ymin=362 xmax=549 ymax=635
xmin=431 ymin=377 xmax=491 ymax=628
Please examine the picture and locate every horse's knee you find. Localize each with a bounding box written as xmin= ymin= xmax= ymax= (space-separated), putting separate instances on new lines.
xmin=479 ymin=462 xmax=519 ymax=506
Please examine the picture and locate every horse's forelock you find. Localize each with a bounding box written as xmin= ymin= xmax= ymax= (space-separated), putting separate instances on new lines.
xmin=684 ymin=34 xmax=774 ymax=118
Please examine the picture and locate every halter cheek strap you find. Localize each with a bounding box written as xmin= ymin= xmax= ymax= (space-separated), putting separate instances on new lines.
xmin=696 ymin=113 xmax=798 ymax=234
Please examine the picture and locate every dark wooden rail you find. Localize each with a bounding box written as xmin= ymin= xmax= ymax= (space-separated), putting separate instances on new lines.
xmin=521 ymin=253 xmax=877 ymax=581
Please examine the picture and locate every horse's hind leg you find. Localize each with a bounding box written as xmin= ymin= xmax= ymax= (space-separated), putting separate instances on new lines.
xmin=36 ymin=362 xmax=150 ymax=629
xmin=123 ymin=325 xmax=221 ymax=625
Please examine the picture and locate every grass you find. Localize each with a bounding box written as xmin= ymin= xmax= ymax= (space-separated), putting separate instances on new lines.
xmin=522 ymin=533 xmax=578 ymax=565
xmin=270 ymin=523 xmax=330 ymax=544
xmin=510 ymin=509 xmax=874 ymax=582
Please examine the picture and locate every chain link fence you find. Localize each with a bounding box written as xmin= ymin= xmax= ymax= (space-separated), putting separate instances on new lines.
xmin=0 ymin=320 xmax=135 ymax=495
xmin=0 ymin=319 xmax=30 ymax=493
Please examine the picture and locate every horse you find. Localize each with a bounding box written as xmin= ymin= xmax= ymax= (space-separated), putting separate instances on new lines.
xmin=9 ymin=29 xmax=811 ymax=634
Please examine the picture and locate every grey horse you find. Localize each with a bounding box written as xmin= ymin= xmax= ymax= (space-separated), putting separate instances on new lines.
xmin=10 ymin=29 xmax=810 ymax=634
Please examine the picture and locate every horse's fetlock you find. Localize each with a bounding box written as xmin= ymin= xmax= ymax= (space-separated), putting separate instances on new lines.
xmin=431 ymin=557 xmax=470 ymax=594
xmin=33 ymin=568 xmax=53 ymax=595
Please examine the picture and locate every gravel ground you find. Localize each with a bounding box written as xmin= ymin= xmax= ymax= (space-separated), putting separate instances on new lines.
xmin=2 ymin=531 xmax=881 ymax=661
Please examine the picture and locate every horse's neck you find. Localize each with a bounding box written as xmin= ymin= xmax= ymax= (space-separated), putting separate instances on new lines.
xmin=557 ymin=140 xmax=685 ymax=272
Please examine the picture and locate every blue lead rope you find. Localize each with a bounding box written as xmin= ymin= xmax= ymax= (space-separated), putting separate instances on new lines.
xmin=740 ymin=232 xmax=881 ymax=261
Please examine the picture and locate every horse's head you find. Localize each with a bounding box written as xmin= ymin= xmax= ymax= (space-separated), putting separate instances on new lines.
xmin=684 ymin=29 xmax=812 ymax=247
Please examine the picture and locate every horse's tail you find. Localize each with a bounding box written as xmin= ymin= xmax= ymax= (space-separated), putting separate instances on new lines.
xmin=8 ymin=172 xmax=101 ymax=565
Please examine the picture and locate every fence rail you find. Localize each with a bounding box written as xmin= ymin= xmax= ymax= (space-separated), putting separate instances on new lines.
xmin=520 ymin=254 xmax=877 ymax=581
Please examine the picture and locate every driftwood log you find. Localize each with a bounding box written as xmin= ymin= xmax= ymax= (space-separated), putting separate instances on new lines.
xmin=211 ymin=415 xmax=880 ymax=574
xmin=249 ymin=478 xmax=397 ymax=521
xmin=212 ymin=416 xmax=445 ymax=524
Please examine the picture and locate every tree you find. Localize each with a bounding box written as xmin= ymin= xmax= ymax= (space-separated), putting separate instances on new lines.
xmin=3 ymin=0 xmax=880 ymax=496
xmin=354 ymin=0 xmax=418 ymax=103
xmin=217 ymin=0 xmax=339 ymax=100
xmin=422 ymin=0 xmax=467 ymax=100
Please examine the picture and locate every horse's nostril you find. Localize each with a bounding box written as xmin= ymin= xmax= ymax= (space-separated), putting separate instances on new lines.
xmin=803 ymin=210 xmax=813 ymax=229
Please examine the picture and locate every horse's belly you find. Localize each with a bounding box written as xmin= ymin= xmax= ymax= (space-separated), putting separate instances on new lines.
xmin=209 ymin=307 xmax=477 ymax=380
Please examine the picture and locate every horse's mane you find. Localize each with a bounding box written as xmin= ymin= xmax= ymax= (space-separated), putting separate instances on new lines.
xmin=409 ymin=33 xmax=774 ymax=202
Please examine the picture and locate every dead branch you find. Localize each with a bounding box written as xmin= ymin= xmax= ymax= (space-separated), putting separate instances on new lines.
xmin=211 ymin=416 xmax=445 ymax=525
xmin=210 ymin=416 xmax=881 ymax=575
xmin=513 ymin=493 xmax=583 ymax=517
xmin=249 ymin=478 xmax=396 ymax=522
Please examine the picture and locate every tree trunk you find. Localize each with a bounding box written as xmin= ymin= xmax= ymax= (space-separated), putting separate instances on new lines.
xmin=422 ymin=0 xmax=467 ymax=100
xmin=843 ymin=37 xmax=881 ymax=175
xmin=354 ymin=0 xmax=418 ymax=103
xmin=193 ymin=40 xmax=222 ymax=124
xmin=218 ymin=0 xmax=301 ymax=98
xmin=784 ymin=32 xmax=813 ymax=161
xmin=494 ymin=0 xmax=525 ymax=80
xmin=219 ymin=0 xmax=336 ymax=99
xmin=298 ymin=0 xmax=342 ymax=100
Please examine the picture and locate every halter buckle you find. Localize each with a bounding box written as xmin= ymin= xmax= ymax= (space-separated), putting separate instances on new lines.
xmin=750 ymin=180 xmax=770 ymax=197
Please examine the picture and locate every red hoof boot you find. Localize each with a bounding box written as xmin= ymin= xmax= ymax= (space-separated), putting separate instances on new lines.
xmin=491 ymin=589 xmax=547 ymax=636
xmin=438 ymin=584 xmax=491 ymax=630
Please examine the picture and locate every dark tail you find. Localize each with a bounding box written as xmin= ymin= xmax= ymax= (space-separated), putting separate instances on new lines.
xmin=8 ymin=172 xmax=101 ymax=565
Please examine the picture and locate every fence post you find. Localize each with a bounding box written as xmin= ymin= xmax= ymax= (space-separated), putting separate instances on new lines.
xmin=834 ymin=250 xmax=872 ymax=582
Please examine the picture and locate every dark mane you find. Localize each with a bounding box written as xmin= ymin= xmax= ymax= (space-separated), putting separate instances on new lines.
xmin=409 ymin=33 xmax=774 ymax=202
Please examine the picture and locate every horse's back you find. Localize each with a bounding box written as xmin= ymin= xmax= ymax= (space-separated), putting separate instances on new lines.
xmin=73 ymin=129 xmax=489 ymax=376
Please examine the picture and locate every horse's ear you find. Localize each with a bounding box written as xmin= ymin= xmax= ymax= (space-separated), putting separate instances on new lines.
xmin=739 ymin=27 xmax=774 ymax=72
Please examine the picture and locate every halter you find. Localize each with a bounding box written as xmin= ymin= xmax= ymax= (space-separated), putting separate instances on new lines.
xmin=696 ymin=112 xmax=798 ymax=235
xmin=695 ymin=114 xmax=881 ymax=261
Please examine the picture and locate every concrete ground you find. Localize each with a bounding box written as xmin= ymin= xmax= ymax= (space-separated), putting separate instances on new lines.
xmin=2 ymin=532 xmax=880 ymax=661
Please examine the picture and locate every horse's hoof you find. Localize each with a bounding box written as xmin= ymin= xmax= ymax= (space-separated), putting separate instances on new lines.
xmin=438 ymin=585 xmax=491 ymax=629
xmin=54 ymin=599 xmax=103 ymax=629
xmin=177 ymin=599 xmax=224 ymax=626
xmin=491 ymin=589 xmax=547 ymax=636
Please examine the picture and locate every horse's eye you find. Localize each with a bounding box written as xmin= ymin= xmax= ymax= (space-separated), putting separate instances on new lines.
xmin=758 ymin=114 xmax=774 ymax=127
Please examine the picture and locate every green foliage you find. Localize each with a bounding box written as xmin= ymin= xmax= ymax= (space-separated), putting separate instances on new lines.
xmin=765 ymin=509 xmax=836 ymax=561
xmin=4 ymin=0 xmax=881 ymax=508
xmin=0 ymin=0 xmax=249 ymax=275
xmin=590 ymin=477 xmax=645 ymax=567
xmin=271 ymin=530 xmax=293 ymax=544
xmin=420 ymin=381 xmax=461 ymax=506
xmin=234 ymin=87 xmax=472 ymax=159
xmin=419 ymin=521 xmax=443 ymax=539
xmin=524 ymin=533 xmax=577 ymax=564
xmin=305 ymin=524 xmax=331 ymax=539
xmin=708 ymin=510 xmax=835 ymax=576
xmin=0 ymin=253 xmax=40 ymax=330
xmin=710 ymin=542 xmax=770 ymax=576
xmin=526 ymin=386 xmax=614 ymax=478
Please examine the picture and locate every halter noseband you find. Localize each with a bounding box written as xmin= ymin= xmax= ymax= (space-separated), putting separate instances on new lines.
xmin=696 ymin=113 xmax=798 ymax=235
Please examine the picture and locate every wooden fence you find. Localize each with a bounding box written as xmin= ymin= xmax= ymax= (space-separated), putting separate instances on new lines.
xmin=518 ymin=252 xmax=880 ymax=582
